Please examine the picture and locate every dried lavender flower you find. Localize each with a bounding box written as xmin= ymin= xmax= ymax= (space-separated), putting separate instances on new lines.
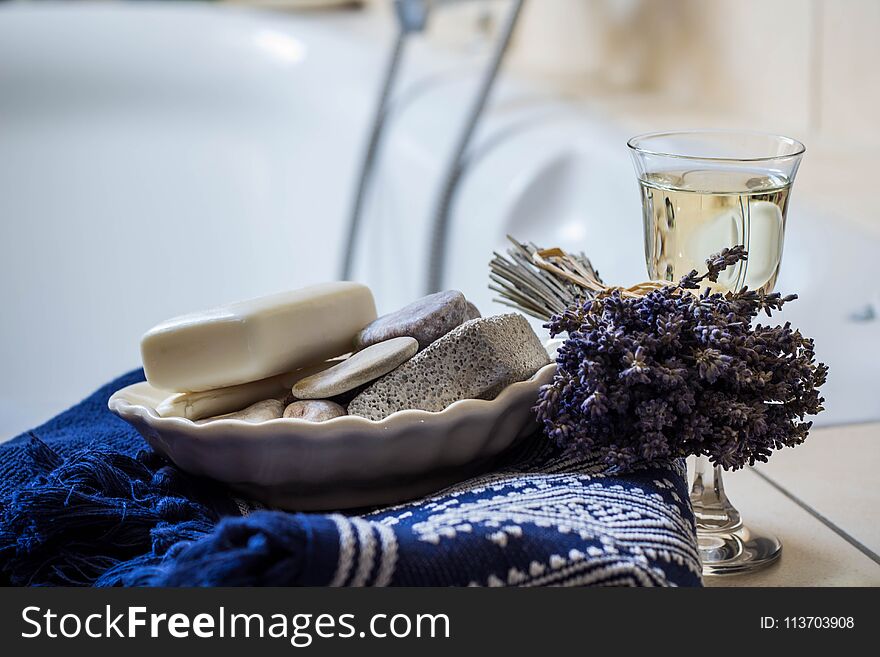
xmin=535 ymin=247 xmax=828 ymax=471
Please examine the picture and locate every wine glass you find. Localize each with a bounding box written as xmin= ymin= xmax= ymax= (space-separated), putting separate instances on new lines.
xmin=628 ymin=130 xmax=805 ymax=575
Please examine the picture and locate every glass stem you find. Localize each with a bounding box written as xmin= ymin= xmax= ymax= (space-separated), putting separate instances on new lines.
xmin=689 ymin=455 xmax=742 ymax=533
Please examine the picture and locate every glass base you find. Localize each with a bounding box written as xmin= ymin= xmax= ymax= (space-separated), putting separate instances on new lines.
xmin=690 ymin=455 xmax=783 ymax=577
xmin=698 ymin=522 xmax=782 ymax=576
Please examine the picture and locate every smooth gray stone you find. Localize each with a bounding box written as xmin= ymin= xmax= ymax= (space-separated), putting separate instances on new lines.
xmin=464 ymin=300 xmax=481 ymax=320
xmin=292 ymin=336 xmax=419 ymax=399
xmin=200 ymin=399 xmax=284 ymax=424
xmin=348 ymin=314 xmax=550 ymax=421
xmin=354 ymin=290 xmax=468 ymax=351
xmin=283 ymin=400 xmax=346 ymax=422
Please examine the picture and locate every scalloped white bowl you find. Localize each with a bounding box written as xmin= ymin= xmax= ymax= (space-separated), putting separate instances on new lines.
xmin=108 ymin=363 xmax=556 ymax=510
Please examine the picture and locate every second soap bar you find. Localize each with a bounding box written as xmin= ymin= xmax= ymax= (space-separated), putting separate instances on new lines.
xmin=141 ymin=282 xmax=376 ymax=392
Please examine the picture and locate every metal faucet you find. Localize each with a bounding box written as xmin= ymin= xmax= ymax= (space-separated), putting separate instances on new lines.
xmin=339 ymin=0 xmax=526 ymax=294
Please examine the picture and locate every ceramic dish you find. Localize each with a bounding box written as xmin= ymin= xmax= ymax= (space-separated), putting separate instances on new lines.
xmin=108 ymin=362 xmax=556 ymax=510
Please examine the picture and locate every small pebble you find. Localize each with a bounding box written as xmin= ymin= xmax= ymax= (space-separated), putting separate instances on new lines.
xmin=464 ymin=301 xmax=481 ymax=320
xmin=200 ymin=399 xmax=284 ymax=423
xmin=354 ymin=290 xmax=468 ymax=351
xmin=283 ymin=400 xmax=346 ymax=422
xmin=292 ymin=336 xmax=418 ymax=399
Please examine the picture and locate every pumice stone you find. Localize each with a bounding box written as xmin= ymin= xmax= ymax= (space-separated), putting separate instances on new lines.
xmin=292 ymin=336 xmax=418 ymax=399
xmin=348 ymin=314 xmax=550 ymax=420
xmin=141 ymin=282 xmax=376 ymax=392
xmin=200 ymin=399 xmax=285 ymax=423
xmin=283 ymin=400 xmax=347 ymax=422
xmin=354 ymin=290 xmax=468 ymax=351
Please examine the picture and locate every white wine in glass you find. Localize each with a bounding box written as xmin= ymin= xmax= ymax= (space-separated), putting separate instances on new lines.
xmin=640 ymin=169 xmax=791 ymax=294
xmin=629 ymin=130 xmax=805 ymax=576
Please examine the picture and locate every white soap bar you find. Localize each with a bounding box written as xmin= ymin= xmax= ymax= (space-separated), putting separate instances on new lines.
xmin=141 ymin=282 xmax=376 ymax=392
xmin=155 ymin=359 xmax=342 ymax=420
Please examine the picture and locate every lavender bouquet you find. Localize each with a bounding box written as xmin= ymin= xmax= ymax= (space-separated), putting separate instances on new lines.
xmin=531 ymin=246 xmax=827 ymax=471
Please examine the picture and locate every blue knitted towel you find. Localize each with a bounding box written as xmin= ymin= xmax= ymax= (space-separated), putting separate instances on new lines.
xmin=0 ymin=370 xmax=702 ymax=586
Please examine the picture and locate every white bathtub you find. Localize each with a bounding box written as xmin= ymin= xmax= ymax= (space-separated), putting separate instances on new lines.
xmin=1 ymin=2 xmax=876 ymax=439
xmin=0 ymin=3 xmax=383 ymax=438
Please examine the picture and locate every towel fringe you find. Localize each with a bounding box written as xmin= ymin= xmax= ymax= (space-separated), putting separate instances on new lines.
xmin=149 ymin=511 xmax=312 ymax=586
xmin=0 ymin=435 xmax=235 ymax=586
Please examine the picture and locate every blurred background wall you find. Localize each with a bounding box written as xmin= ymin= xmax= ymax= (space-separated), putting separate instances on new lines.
xmin=358 ymin=0 xmax=879 ymax=240
xmin=380 ymin=0 xmax=879 ymax=149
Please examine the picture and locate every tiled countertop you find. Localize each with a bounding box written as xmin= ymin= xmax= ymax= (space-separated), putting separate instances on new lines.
xmin=703 ymin=423 xmax=880 ymax=587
